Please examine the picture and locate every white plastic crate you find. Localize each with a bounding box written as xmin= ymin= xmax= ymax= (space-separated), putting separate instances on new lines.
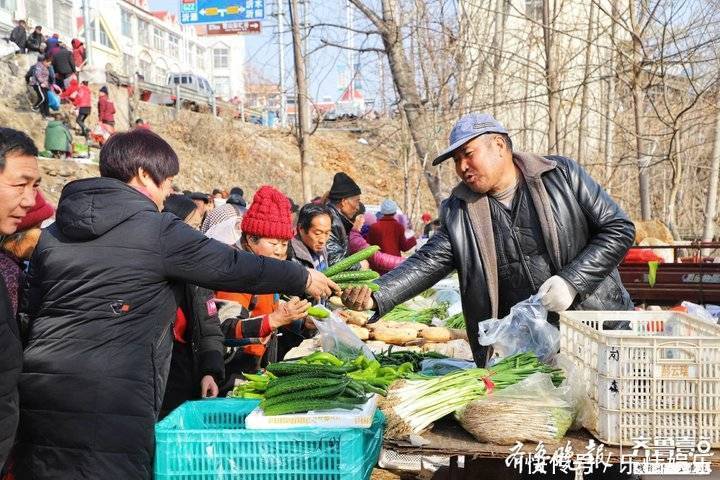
xmin=559 ymin=310 xmax=720 ymax=447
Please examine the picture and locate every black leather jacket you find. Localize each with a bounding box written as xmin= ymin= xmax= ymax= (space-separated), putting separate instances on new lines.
xmin=326 ymin=202 xmax=354 ymax=268
xmin=373 ymin=154 xmax=635 ymax=365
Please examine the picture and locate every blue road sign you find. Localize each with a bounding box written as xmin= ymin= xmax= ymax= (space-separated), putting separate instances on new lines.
xmin=179 ymin=0 xmax=264 ymax=25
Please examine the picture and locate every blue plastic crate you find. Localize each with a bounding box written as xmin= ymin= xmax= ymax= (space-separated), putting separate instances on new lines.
xmin=155 ymin=399 xmax=385 ymax=479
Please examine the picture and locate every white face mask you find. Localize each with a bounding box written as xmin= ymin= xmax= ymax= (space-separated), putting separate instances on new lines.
xmin=204 ymin=216 xmax=242 ymax=246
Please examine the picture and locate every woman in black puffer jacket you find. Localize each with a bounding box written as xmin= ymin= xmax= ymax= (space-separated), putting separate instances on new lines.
xmin=16 ymin=129 xmax=338 ymax=480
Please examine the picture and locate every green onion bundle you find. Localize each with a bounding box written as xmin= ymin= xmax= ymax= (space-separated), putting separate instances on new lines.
xmin=380 ymin=352 xmax=564 ymax=438
xmin=381 ymin=303 xmax=449 ymax=325
xmin=444 ymin=312 xmax=465 ymax=329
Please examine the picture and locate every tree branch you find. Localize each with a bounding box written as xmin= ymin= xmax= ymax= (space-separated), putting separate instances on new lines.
xmin=319 ymin=38 xmax=386 ymax=53
xmin=348 ymin=0 xmax=386 ymax=32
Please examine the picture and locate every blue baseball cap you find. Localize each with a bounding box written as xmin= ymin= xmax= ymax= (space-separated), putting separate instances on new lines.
xmin=432 ymin=113 xmax=508 ymax=165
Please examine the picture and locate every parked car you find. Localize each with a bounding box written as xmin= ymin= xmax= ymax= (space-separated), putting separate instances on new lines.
xmin=167 ymin=73 xmax=214 ymax=97
xmin=142 ymin=73 xmax=215 ymax=109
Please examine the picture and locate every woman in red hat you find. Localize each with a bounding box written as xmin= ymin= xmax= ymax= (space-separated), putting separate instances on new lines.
xmin=216 ymin=186 xmax=311 ymax=392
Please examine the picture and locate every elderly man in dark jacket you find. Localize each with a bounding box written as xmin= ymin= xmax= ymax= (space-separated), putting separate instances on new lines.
xmin=325 ymin=172 xmax=363 ymax=268
xmin=291 ymin=203 xmax=332 ymax=271
xmin=0 ymin=128 xmax=41 ymax=472
xmin=343 ymin=113 xmax=635 ymax=366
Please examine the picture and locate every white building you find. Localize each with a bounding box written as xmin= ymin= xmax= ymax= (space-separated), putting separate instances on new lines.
xmin=83 ymin=0 xmax=246 ymax=100
xmin=200 ymin=33 xmax=245 ymax=101
xmin=0 ymin=0 xmax=74 ymax=44
xmin=0 ymin=0 xmax=246 ymax=100
xmin=76 ymin=0 xmax=211 ymax=87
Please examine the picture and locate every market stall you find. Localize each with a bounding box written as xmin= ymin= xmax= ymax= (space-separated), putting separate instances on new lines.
xmin=154 ymin=249 xmax=720 ymax=478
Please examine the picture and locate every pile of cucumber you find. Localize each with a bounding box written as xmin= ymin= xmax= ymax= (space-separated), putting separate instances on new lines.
xmin=260 ymin=362 xmax=372 ymax=416
xmin=324 ymin=246 xmax=381 ymax=292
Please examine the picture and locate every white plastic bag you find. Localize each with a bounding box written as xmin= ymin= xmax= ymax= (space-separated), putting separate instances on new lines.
xmin=681 ymin=301 xmax=717 ymax=325
xmin=555 ymin=353 xmax=594 ymax=431
xmin=313 ymin=310 xmax=374 ymax=361
xmin=477 ymin=295 xmax=559 ymax=365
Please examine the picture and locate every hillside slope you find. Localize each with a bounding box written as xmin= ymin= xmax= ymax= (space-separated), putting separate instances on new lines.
xmin=0 ymin=55 xmax=436 ymax=220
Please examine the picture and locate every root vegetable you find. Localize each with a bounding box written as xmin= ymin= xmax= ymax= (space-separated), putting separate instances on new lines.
xmin=372 ymin=325 xmax=419 ymax=345
xmin=420 ymin=327 xmax=452 ymax=342
xmin=348 ymin=324 xmax=370 ymax=340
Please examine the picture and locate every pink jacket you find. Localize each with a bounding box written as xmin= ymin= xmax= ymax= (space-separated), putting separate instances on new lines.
xmin=348 ymin=230 xmax=405 ymax=274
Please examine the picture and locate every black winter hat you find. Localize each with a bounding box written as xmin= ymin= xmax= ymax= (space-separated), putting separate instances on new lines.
xmin=163 ymin=194 xmax=196 ymax=220
xmin=226 ymin=193 xmax=246 ymax=207
xmin=328 ymin=172 xmax=361 ymax=201
xmin=229 ymin=186 xmax=244 ymax=197
xmin=190 ymin=192 xmax=210 ymax=203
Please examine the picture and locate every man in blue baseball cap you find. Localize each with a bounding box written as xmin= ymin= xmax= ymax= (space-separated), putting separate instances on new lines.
xmin=342 ymin=112 xmax=635 ymax=366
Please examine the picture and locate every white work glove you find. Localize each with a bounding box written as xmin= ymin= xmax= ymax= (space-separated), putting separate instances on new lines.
xmin=537 ymin=275 xmax=577 ymax=312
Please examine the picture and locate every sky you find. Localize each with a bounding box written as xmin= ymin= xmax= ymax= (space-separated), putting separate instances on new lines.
xmin=147 ymin=0 xmax=386 ymax=103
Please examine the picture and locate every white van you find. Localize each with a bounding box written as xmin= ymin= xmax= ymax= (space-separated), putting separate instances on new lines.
xmin=167 ymin=73 xmax=214 ymax=97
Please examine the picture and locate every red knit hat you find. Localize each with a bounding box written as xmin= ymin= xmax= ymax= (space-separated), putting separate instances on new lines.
xmin=17 ymin=191 xmax=55 ymax=231
xmin=241 ymin=186 xmax=294 ymax=240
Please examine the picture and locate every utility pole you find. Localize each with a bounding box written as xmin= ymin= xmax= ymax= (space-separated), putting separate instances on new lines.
xmin=302 ymin=0 xmax=309 ymax=57
xmin=289 ymin=0 xmax=312 ymax=201
xmin=83 ymin=0 xmax=92 ymax=66
xmin=346 ymin=1 xmax=353 ymax=97
xmin=277 ymin=0 xmax=287 ymax=127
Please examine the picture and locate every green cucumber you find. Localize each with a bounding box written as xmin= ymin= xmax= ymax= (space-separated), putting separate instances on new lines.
xmin=265 ymin=377 xmax=345 ymax=398
xmin=262 ymin=381 xmax=350 ymax=406
xmin=307 ymin=305 xmax=330 ymax=318
xmin=338 ymin=281 xmax=380 ymax=293
xmin=328 ymin=270 xmax=380 ymax=282
xmin=324 ymin=246 xmax=380 ymax=277
xmin=266 ymin=362 xmax=355 ymax=377
xmin=262 ymin=400 xmax=358 ymax=416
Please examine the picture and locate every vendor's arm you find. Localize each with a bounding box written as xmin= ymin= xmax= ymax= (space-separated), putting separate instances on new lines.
xmin=552 ymin=156 xmax=635 ymax=296
xmin=343 ymin=225 xmax=456 ymax=316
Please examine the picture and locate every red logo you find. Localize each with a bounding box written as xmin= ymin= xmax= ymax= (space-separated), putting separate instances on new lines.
xmin=206 ymin=299 xmax=218 ymax=317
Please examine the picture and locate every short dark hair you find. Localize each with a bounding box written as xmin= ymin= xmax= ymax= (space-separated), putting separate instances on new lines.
xmin=0 ymin=128 xmax=38 ymax=172
xmin=496 ymin=133 xmax=513 ymax=153
xmin=99 ymin=129 xmax=179 ymax=185
xmin=135 ymin=118 xmax=144 ymax=125
xmin=297 ymin=203 xmax=332 ymax=233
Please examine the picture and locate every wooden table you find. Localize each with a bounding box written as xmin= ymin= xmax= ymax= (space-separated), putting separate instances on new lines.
xmin=382 ymin=418 xmax=720 ymax=478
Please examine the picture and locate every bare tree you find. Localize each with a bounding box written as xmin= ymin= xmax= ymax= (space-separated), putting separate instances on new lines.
xmin=703 ymin=103 xmax=720 ymax=242
xmin=347 ymin=0 xmax=446 ymax=206
xmin=576 ymin=1 xmax=596 ymax=165
xmin=289 ymin=0 xmax=313 ymax=202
